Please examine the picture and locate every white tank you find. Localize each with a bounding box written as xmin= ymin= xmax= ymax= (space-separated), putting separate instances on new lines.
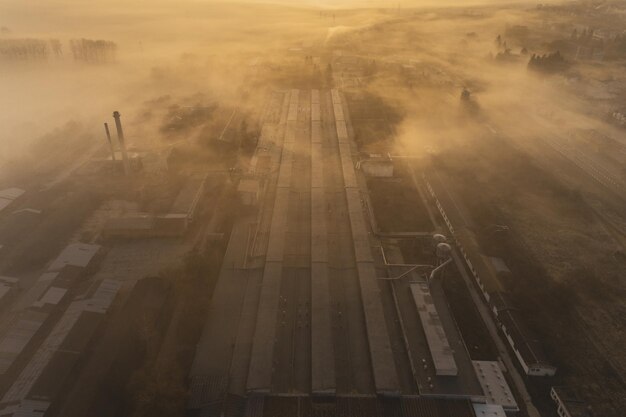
xmin=432 ymin=234 xmax=447 ymax=245
xmin=436 ymin=242 xmax=452 ymax=259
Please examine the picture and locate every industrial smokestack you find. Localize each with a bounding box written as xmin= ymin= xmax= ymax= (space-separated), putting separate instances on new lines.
xmin=103 ymin=123 xmax=116 ymax=162
xmin=112 ymin=111 xmax=131 ymax=176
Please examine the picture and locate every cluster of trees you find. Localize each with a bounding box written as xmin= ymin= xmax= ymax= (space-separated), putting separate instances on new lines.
xmin=69 ymin=38 xmax=117 ymax=62
xmin=495 ymin=34 xmax=510 ymax=53
xmin=528 ymin=51 xmax=569 ymax=73
xmin=0 ymin=38 xmax=52 ymax=61
xmin=571 ymin=28 xmax=596 ymax=43
xmin=567 ymin=27 xmax=626 ymax=60
xmin=0 ymin=37 xmax=117 ymax=62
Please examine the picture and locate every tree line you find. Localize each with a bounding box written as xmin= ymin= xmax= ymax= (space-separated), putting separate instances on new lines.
xmin=0 ymin=37 xmax=116 ymax=62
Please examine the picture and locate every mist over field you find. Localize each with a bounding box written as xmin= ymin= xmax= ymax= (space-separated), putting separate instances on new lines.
xmin=0 ymin=1 xmax=624 ymax=416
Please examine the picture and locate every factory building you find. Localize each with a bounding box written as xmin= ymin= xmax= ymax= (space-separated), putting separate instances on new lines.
xmin=102 ymin=174 xmax=208 ymax=239
xmin=170 ymin=174 xmax=208 ymax=223
xmin=0 ymin=244 xmax=103 ymax=385
xmin=472 ymin=361 xmax=518 ymax=412
xmin=0 ymin=279 xmax=121 ymax=417
xmin=0 ymin=267 xmax=85 ymax=380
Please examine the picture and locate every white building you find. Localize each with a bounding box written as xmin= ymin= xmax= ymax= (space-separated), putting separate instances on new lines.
xmin=472 ymin=361 xmax=518 ymax=412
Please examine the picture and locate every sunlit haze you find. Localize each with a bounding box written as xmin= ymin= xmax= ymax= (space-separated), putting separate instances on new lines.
xmin=0 ymin=1 xmax=623 ymax=416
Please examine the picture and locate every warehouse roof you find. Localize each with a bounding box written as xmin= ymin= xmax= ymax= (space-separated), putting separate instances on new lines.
xmin=472 ymin=361 xmax=518 ymax=411
xmin=472 ymin=404 xmax=507 ymax=417
xmin=32 ymin=287 xmax=67 ymax=308
xmin=48 ymin=243 xmax=101 ymax=272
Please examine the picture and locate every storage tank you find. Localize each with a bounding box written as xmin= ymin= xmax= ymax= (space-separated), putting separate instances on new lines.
xmin=436 ymin=242 xmax=452 ymax=260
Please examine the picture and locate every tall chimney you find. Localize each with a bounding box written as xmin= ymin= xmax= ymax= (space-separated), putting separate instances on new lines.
xmin=103 ymin=122 xmax=116 ymax=162
xmin=112 ymin=111 xmax=131 ymax=176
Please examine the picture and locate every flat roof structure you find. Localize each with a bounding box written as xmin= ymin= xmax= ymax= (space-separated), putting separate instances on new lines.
xmin=336 ymin=122 xmax=349 ymax=142
xmin=410 ymin=282 xmax=458 ymax=376
xmin=339 ymin=144 xmax=358 ymax=188
xmin=0 ymin=280 xmax=120 ymax=410
xmin=332 ymin=90 xmax=399 ymax=395
xmin=287 ymin=89 xmax=299 ymax=122
xmin=311 ymin=144 xmax=324 ymax=189
xmin=0 ymin=188 xmax=25 ymax=201
xmin=190 ymin=91 xmax=290 ymax=408
xmin=247 ymin=90 xmax=299 ymax=392
xmin=472 ymin=361 xmax=518 ymax=411
xmin=0 ymin=311 xmax=47 ymax=374
xmin=311 ymin=89 xmax=320 ymax=104
xmin=311 ymin=120 xmax=322 ymax=145
xmin=276 ymin=142 xmax=293 ymax=189
xmin=170 ymin=174 xmax=207 ymax=220
xmin=310 ymin=92 xmax=335 ymax=394
xmin=48 ymin=243 xmax=101 ymax=272
xmin=311 ymin=103 xmax=321 ymax=122
xmin=32 ymin=287 xmax=67 ymax=308
xmin=189 ymin=89 xmax=496 ymax=415
xmin=333 ymin=104 xmax=345 ymax=121
xmin=472 ymin=403 xmax=507 ymax=417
